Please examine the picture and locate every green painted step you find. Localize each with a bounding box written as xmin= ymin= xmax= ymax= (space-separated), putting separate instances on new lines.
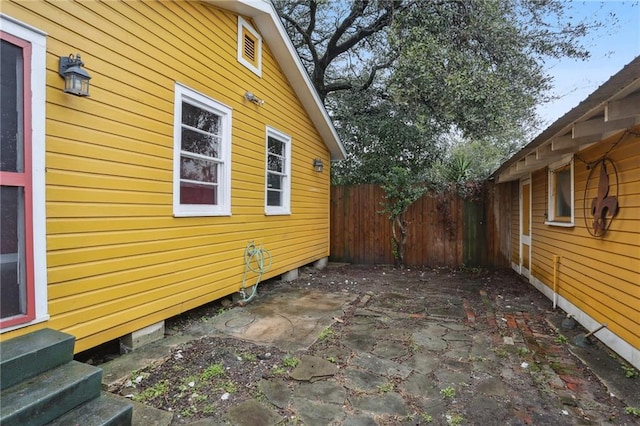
xmin=0 ymin=328 xmax=75 ymax=390
xmin=46 ymin=392 xmax=133 ymax=426
xmin=0 ymin=360 xmax=102 ymax=426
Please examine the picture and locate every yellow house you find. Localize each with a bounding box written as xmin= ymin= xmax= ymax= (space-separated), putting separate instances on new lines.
xmin=0 ymin=0 xmax=345 ymax=353
xmin=492 ymin=57 xmax=640 ymax=370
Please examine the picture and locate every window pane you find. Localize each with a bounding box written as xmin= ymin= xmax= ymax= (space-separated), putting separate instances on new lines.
xmin=267 ymin=155 xmax=283 ymax=173
xmin=1 ymin=186 xmax=26 ymax=318
xmin=555 ymin=169 xmax=571 ymax=217
xmin=181 ymin=128 xmax=220 ymax=159
xmin=267 ymin=173 xmax=282 ymax=190
xmin=268 ymin=137 xmax=284 ymax=156
xmin=180 ymin=156 xmax=218 ymax=183
xmin=182 ymin=102 xmax=220 ymax=134
xmin=180 ymin=181 xmax=217 ymax=205
xmin=267 ymin=189 xmax=281 ymax=206
xmin=1 ymin=39 xmax=23 ymax=173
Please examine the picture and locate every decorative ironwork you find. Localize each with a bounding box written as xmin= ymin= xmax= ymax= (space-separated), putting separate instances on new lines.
xmin=587 ymin=159 xmax=619 ymax=237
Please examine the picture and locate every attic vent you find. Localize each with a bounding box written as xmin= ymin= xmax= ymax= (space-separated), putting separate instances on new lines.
xmin=237 ymin=17 xmax=262 ymax=77
xmin=244 ymin=34 xmax=255 ymax=61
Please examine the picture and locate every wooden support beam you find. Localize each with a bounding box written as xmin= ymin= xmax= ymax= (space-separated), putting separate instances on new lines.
xmin=515 ymin=158 xmax=529 ymax=172
xmin=606 ymin=92 xmax=640 ymax=121
xmin=524 ymin=152 xmax=543 ymax=167
xmin=496 ymin=173 xmax=520 ymax=183
xmin=573 ymin=116 xmax=639 ymax=138
xmin=552 ymin=133 xmax=603 ymax=151
xmin=536 ymin=143 xmax=567 ymax=160
xmin=497 ymin=164 xmax=527 ymax=183
xmin=515 ymin=157 xmax=541 ymax=174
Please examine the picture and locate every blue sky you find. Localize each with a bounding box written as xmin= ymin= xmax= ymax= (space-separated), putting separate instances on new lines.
xmin=537 ymin=1 xmax=640 ymax=126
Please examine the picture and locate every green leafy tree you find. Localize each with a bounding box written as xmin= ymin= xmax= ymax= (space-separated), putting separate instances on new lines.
xmin=275 ymin=0 xmax=609 ymax=171
xmin=330 ymin=87 xmax=443 ymax=185
xmin=274 ymin=0 xmax=610 ymax=265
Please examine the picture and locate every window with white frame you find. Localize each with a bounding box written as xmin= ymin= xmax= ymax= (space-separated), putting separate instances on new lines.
xmin=1 ymin=14 xmax=48 ymax=331
xmin=237 ymin=17 xmax=262 ymax=77
xmin=173 ymin=83 xmax=232 ymax=217
xmin=265 ymin=127 xmax=291 ymax=215
xmin=546 ymin=156 xmax=574 ymax=226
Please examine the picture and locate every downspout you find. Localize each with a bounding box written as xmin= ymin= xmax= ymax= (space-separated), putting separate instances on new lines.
xmin=553 ymin=255 xmax=560 ymax=309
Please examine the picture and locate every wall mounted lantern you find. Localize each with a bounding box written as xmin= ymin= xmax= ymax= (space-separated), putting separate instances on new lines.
xmin=244 ymin=91 xmax=264 ymax=106
xmin=313 ymin=158 xmax=324 ymax=173
xmin=59 ymin=54 xmax=91 ymax=96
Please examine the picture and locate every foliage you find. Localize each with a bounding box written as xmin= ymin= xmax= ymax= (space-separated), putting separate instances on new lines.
xmin=446 ymin=413 xmax=465 ymax=426
xmin=274 ymin=0 xmax=610 ymax=184
xmin=240 ymin=352 xmax=257 ymax=362
xmin=377 ymin=382 xmax=394 ymax=393
xmin=622 ymin=365 xmax=638 ymax=379
xmin=282 ymin=355 xmax=300 ymax=368
xmin=421 ymin=412 xmax=434 ymax=423
xmin=329 ymin=86 xmax=438 ymax=184
xmin=554 ymin=335 xmax=568 ymax=344
xmin=318 ymin=327 xmax=335 ymax=341
xmin=626 ymin=406 xmax=640 ymax=416
xmin=274 ymin=0 xmax=602 ymax=107
xmin=218 ymin=381 xmax=237 ymax=393
xmin=377 ymin=166 xmax=428 ymax=266
xmin=275 ymin=0 xmax=609 ymax=265
xmin=431 ymin=130 xmax=525 ymax=184
xmin=201 ymin=363 xmax=225 ymax=380
xmin=271 ymin=365 xmax=286 ymax=375
xmin=133 ymin=380 xmax=169 ymax=402
xmin=440 ymin=386 xmax=456 ymax=399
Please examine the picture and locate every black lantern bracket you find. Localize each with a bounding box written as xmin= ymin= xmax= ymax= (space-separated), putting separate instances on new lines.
xmin=313 ymin=158 xmax=324 ymax=172
xmin=59 ymin=53 xmax=91 ymax=96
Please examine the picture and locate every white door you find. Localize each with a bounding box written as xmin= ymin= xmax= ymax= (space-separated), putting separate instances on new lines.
xmin=520 ymin=179 xmax=531 ymax=279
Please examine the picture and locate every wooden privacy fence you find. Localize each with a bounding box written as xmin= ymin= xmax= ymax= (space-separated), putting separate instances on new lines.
xmin=330 ymin=184 xmax=512 ymax=268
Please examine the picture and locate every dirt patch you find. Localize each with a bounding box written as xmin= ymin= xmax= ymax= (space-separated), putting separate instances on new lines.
xmin=109 ymin=264 xmax=640 ymax=425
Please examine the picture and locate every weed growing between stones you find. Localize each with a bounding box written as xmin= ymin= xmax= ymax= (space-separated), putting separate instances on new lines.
xmin=282 ymin=355 xmax=299 ymax=368
xmin=625 ymin=406 xmax=640 ymax=416
xmin=377 ymin=382 xmax=394 ymax=393
xmin=318 ymin=327 xmax=335 ymax=341
xmin=440 ymin=386 xmax=456 ymax=399
xmin=621 ymin=365 xmax=638 ymax=379
xmin=446 ymin=412 xmax=464 ymax=425
xmin=554 ymin=334 xmax=568 ymax=344
xmin=134 ymin=380 xmax=168 ymax=403
xmin=421 ymin=412 xmax=434 ymax=423
xmin=201 ymin=363 xmax=225 ymax=380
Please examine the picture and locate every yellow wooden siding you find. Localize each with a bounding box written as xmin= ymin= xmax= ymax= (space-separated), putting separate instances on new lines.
xmin=529 ymin=130 xmax=640 ymax=350
xmin=1 ymin=0 xmax=332 ymax=352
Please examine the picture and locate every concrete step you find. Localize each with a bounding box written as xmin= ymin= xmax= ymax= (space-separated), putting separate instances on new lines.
xmin=0 ymin=360 xmax=102 ymax=426
xmin=46 ymin=392 xmax=133 ymax=426
xmin=0 ymin=328 xmax=75 ymax=390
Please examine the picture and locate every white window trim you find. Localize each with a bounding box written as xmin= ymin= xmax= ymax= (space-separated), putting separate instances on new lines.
xmin=237 ymin=17 xmax=262 ymax=77
xmin=545 ymin=154 xmax=575 ymax=227
xmin=265 ymin=126 xmax=291 ymax=215
xmin=173 ymin=83 xmax=232 ymax=217
xmin=0 ymin=14 xmax=49 ymax=332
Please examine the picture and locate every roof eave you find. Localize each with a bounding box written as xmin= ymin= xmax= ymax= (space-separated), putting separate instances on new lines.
xmin=493 ymin=56 xmax=640 ymax=184
xmin=204 ymin=0 xmax=346 ymax=160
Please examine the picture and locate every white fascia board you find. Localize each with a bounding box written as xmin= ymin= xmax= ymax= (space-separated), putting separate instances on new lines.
xmin=208 ymin=0 xmax=346 ymax=160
